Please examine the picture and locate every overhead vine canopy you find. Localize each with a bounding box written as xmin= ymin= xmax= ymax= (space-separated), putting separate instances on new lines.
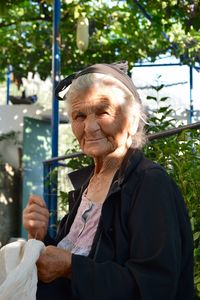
xmin=0 ymin=0 xmax=199 ymax=84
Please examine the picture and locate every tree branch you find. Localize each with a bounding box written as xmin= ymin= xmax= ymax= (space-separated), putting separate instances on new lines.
xmin=132 ymin=0 xmax=179 ymax=54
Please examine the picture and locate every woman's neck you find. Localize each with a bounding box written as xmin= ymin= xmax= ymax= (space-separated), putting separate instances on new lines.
xmin=86 ymin=147 xmax=129 ymax=203
xmin=93 ymin=146 xmax=128 ymax=175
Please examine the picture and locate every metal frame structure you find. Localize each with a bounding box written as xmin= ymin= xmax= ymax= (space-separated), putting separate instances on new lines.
xmin=6 ymin=65 xmax=12 ymax=105
xmin=48 ymin=0 xmax=61 ymax=235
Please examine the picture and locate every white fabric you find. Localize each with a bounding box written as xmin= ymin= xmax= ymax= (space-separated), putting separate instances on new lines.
xmin=0 ymin=239 xmax=45 ymax=300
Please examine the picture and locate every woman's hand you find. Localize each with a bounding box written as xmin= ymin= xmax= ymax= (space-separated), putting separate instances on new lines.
xmin=37 ymin=246 xmax=72 ymax=282
xmin=23 ymin=195 xmax=49 ymax=241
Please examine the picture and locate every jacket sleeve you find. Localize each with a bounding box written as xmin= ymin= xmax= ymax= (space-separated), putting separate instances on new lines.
xmin=70 ymin=168 xmax=187 ymax=300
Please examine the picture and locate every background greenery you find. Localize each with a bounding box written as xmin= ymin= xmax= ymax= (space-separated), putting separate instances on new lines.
xmin=144 ymin=86 xmax=200 ymax=299
xmin=145 ymin=128 xmax=200 ymax=298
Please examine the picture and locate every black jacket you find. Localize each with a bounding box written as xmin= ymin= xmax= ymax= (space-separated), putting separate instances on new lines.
xmin=45 ymin=148 xmax=194 ymax=300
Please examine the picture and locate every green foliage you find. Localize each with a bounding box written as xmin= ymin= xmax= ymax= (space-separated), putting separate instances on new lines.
xmin=144 ymin=85 xmax=200 ymax=299
xmin=0 ymin=0 xmax=200 ymax=82
xmin=65 ymin=138 xmax=92 ymax=170
xmin=57 ymin=138 xmax=92 ymax=215
xmin=149 ymin=133 xmax=200 ymax=298
xmin=58 ymin=189 xmax=69 ymax=214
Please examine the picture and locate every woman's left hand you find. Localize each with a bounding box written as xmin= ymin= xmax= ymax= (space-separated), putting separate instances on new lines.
xmin=36 ymin=246 xmax=72 ymax=283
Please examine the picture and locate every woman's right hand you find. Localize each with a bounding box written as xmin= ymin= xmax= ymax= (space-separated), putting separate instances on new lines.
xmin=23 ymin=195 xmax=49 ymax=241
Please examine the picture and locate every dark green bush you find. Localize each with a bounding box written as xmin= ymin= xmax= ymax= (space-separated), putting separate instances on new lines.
xmin=144 ymin=86 xmax=200 ymax=298
xmin=144 ymin=130 xmax=200 ymax=297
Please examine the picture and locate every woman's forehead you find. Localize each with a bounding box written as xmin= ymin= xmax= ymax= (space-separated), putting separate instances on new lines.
xmin=71 ymin=85 xmax=126 ymax=108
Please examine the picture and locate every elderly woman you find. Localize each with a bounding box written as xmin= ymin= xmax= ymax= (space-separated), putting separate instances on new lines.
xmin=23 ymin=62 xmax=194 ymax=300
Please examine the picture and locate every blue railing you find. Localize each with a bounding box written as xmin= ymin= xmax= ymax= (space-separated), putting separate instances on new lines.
xmin=43 ymin=152 xmax=83 ymax=237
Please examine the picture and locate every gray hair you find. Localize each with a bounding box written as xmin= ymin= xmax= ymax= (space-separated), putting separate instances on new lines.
xmin=64 ymin=73 xmax=147 ymax=149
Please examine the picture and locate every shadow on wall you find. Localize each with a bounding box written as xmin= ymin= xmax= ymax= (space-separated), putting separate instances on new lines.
xmin=0 ymin=117 xmax=51 ymax=243
xmin=0 ymin=164 xmax=21 ymax=247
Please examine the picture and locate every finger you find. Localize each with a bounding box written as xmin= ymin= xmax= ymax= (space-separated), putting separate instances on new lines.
xmin=26 ymin=203 xmax=49 ymax=218
xmin=24 ymin=210 xmax=49 ymax=223
xmin=23 ymin=208 xmax=49 ymax=228
xmin=28 ymin=219 xmax=47 ymax=230
xmin=23 ymin=210 xmax=48 ymax=227
xmin=28 ymin=195 xmax=47 ymax=208
xmin=23 ymin=204 xmax=49 ymax=233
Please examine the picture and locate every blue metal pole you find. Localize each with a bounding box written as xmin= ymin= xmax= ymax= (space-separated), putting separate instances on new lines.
xmin=134 ymin=63 xmax=182 ymax=67
xmin=6 ymin=65 xmax=12 ymax=105
xmin=49 ymin=0 xmax=61 ymax=237
xmin=43 ymin=162 xmax=51 ymax=209
xmin=52 ymin=0 xmax=60 ymax=157
xmin=189 ymin=65 xmax=193 ymax=124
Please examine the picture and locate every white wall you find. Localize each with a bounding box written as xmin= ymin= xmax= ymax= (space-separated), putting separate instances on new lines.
xmin=0 ymin=105 xmax=48 ymax=136
xmin=0 ymin=105 xmax=49 ymax=168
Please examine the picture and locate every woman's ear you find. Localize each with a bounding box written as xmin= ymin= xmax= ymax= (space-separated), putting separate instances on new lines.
xmin=128 ymin=115 xmax=139 ymax=136
xmin=126 ymin=116 xmax=139 ymax=148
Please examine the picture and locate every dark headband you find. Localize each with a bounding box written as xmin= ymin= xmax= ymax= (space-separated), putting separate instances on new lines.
xmin=55 ymin=61 xmax=138 ymax=101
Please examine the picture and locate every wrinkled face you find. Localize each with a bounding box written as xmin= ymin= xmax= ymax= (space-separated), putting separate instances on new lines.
xmin=70 ymin=85 xmax=132 ymax=159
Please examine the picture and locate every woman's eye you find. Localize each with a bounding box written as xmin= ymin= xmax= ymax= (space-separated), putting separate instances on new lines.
xmin=97 ymin=111 xmax=109 ymax=116
xmin=74 ymin=114 xmax=85 ymax=121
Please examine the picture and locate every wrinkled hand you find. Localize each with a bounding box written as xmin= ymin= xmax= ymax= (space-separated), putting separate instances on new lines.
xmin=23 ymin=195 xmax=49 ymax=241
xmin=37 ymin=246 xmax=72 ymax=283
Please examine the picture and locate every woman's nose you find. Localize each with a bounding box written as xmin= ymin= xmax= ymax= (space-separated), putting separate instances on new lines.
xmin=84 ymin=115 xmax=99 ymax=133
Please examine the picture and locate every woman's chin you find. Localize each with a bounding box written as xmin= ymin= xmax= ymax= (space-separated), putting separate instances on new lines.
xmin=83 ymin=145 xmax=111 ymax=159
